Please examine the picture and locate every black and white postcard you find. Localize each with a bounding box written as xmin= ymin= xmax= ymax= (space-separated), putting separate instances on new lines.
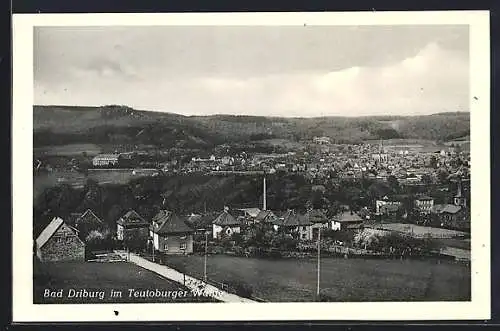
xmin=12 ymin=11 xmax=490 ymax=322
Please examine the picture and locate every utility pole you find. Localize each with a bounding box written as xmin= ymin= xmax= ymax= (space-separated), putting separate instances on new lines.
xmin=317 ymin=226 xmax=321 ymax=300
xmin=204 ymin=231 xmax=208 ymax=282
xmin=183 ymin=252 xmax=186 ymax=286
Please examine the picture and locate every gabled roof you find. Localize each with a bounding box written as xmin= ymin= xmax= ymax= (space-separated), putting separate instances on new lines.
xmin=186 ymin=214 xmax=202 ymax=223
xmin=431 ymin=204 xmax=462 ymax=214
xmin=188 ymin=212 xmax=220 ymax=228
xmin=36 ymin=217 xmax=64 ymax=248
xmin=280 ymin=210 xmax=299 ymax=227
xmin=151 ymin=210 xmax=193 ymax=234
xmin=66 ymin=212 xmax=83 ymax=226
xmin=213 ymin=210 xmax=240 ymax=226
xmin=78 ymin=209 xmax=103 ymax=225
xmin=306 ymin=209 xmax=328 ymax=224
xmin=118 ymin=209 xmax=148 ymax=226
xmin=282 ymin=211 xmax=311 ymax=226
xmin=416 ymin=195 xmax=433 ymax=201
xmin=237 ymin=208 xmax=261 ymax=218
xmin=256 ymin=210 xmax=277 ymax=222
xmin=297 ymin=214 xmax=312 ymax=226
xmin=335 ymin=211 xmax=363 ymax=223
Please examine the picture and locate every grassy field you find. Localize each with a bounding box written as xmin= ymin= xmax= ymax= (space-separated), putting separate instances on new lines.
xmin=372 ymin=223 xmax=468 ymax=239
xmin=33 ymin=170 xmax=144 ymax=201
xmin=33 ymin=260 xmax=216 ymax=303
xmin=164 ymin=255 xmax=470 ymax=302
xmin=435 ymin=238 xmax=471 ymax=250
xmin=33 ymin=171 xmax=87 ymax=201
xmin=34 ymin=144 xmax=102 ymax=157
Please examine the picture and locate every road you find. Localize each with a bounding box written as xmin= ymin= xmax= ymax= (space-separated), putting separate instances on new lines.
xmin=128 ymin=253 xmax=257 ymax=303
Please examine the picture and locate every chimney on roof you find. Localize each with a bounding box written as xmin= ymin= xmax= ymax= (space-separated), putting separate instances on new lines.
xmin=224 ymin=206 xmax=229 ymax=212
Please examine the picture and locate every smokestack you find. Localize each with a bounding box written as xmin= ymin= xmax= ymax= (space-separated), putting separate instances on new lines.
xmin=263 ymin=176 xmax=267 ymax=211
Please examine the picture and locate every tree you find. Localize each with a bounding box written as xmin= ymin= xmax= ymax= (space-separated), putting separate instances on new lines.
xmin=85 ymin=229 xmax=113 ymax=252
xmin=437 ymin=169 xmax=450 ymax=184
xmin=429 ymin=155 xmax=438 ymax=169
xmin=421 ymin=174 xmax=433 ymax=185
xmin=387 ymin=175 xmax=400 ymax=193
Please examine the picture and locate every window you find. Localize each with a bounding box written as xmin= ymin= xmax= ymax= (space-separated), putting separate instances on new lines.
xmin=302 ymin=234 xmax=307 ymax=239
xmin=180 ymin=242 xmax=187 ymax=250
xmin=302 ymin=226 xmax=307 ymax=231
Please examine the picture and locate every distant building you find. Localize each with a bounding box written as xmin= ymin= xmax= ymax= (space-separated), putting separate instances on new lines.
xmin=414 ymin=196 xmax=434 ymax=214
xmin=453 ymin=181 xmax=467 ymax=207
xmin=235 ymin=208 xmax=261 ymax=219
xmin=150 ymin=210 xmax=194 ymax=254
xmin=313 ymin=136 xmax=331 ymax=145
xmin=372 ymin=153 xmax=389 ymax=162
xmin=35 ymin=217 xmax=85 ymax=262
xmin=375 ymin=199 xmax=402 ymax=214
xmin=379 ymin=203 xmax=403 ymax=219
xmin=332 ymin=211 xmax=364 ymax=231
xmin=431 ymin=204 xmax=468 ymax=229
xmin=255 ymin=210 xmax=278 ymax=224
xmin=117 ymin=210 xmax=149 ymax=246
xmin=92 ymin=154 xmax=120 ymax=167
xmin=212 ymin=207 xmax=241 ymax=239
xmin=307 ymin=210 xmax=330 ymax=240
xmin=280 ymin=210 xmax=329 ymax=240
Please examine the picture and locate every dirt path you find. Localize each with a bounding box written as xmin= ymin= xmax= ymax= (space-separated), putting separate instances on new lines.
xmin=128 ymin=253 xmax=257 ymax=303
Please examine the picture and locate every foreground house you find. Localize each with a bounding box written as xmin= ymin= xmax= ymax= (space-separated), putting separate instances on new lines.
xmin=212 ymin=207 xmax=241 ymax=239
xmin=150 ymin=210 xmax=194 ymax=254
xmin=117 ymin=210 xmax=149 ymax=246
xmin=35 ymin=217 xmax=85 ymax=262
xmin=305 ymin=210 xmax=330 ymax=240
xmin=280 ymin=210 xmax=329 ymax=240
xmin=74 ymin=209 xmax=105 ymax=239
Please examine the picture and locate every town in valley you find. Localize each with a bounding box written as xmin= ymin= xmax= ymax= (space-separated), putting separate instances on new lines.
xmin=32 ymin=25 xmax=472 ymax=304
xmin=33 ymin=106 xmax=471 ymax=303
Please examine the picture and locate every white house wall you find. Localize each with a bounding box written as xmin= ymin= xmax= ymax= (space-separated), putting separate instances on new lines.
xmin=213 ymin=224 xmax=223 ymax=239
xmin=153 ymin=232 xmax=159 ymax=250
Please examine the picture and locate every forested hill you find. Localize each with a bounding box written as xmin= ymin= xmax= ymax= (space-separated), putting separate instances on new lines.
xmin=33 ymin=105 xmax=470 ymax=147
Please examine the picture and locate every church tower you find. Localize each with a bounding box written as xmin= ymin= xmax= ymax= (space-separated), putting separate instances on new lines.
xmin=453 ymin=180 xmax=467 ymax=207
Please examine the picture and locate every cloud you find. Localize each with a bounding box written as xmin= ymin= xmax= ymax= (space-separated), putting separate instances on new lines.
xmin=34 ymin=41 xmax=468 ymax=117
xmin=168 ymin=42 xmax=468 ymax=116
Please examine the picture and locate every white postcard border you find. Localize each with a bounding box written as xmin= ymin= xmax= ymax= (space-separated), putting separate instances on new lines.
xmin=12 ymin=11 xmax=491 ymax=322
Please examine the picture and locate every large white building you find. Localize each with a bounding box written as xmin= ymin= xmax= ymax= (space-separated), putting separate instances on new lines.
xmin=414 ymin=196 xmax=434 ymax=214
xmin=92 ymin=154 xmax=120 ymax=167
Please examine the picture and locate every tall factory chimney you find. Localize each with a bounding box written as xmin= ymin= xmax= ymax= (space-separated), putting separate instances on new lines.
xmin=263 ymin=176 xmax=267 ymax=211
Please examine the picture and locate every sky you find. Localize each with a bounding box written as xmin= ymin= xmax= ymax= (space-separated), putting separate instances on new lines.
xmin=34 ymin=25 xmax=469 ymax=117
